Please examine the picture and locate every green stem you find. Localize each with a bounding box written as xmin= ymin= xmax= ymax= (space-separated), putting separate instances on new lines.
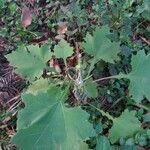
xmin=110 ymin=97 xmax=124 ymax=108
xmin=87 ymin=102 xmax=115 ymax=122
xmin=83 ymin=74 xmax=93 ymax=81
xmin=93 ymin=74 xmax=125 ymax=83
xmin=129 ymin=103 xmax=150 ymax=111
xmin=87 ymin=59 xmax=96 ymax=77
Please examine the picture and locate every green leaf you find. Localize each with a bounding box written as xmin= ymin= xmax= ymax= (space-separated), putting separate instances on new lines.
xmin=118 ymin=51 xmax=150 ymax=103
xmin=81 ymin=26 xmax=120 ymax=64
xmin=17 ymin=86 xmax=67 ymax=129
xmin=143 ymin=113 xmax=150 ymax=123
xmin=26 ymin=78 xmax=50 ymax=95
xmin=84 ymin=81 xmax=98 ymax=98
xmin=108 ymin=109 xmax=141 ymax=144
xmin=147 ymin=130 xmax=150 ymax=139
xmin=79 ymin=142 xmax=89 ymax=150
xmin=12 ymin=90 xmax=95 ymax=150
xmin=137 ymin=0 xmax=150 ymax=20
xmin=54 ymin=39 xmax=73 ymax=64
xmin=121 ymin=145 xmax=136 ymax=150
xmin=96 ymin=136 xmax=111 ymax=150
xmin=0 ymin=0 xmax=4 ymax=7
xmin=6 ymin=45 xmax=52 ymax=81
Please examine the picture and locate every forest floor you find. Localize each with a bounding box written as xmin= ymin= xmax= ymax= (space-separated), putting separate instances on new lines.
xmin=0 ymin=0 xmax=150 ymax=150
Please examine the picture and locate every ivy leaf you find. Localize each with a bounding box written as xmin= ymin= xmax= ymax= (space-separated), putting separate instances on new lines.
xmin=12 ymin=90 xmax=95 ymax=150
xmin=108 ymin=109 xmax=141 ymax=144
xmin=117 ymin=51 xmax=150 ymax=103
xmin=6 ymin=44 xmax=52 ymax=81
xmin=54 ymin=39 xmax=73 ymax=64
xmin=96 ymin=136 xmax=111 ymax=150
xmin=81 ymin=26 xmax=120 ymax=65
xmin=84 ymin=81 xmax=98 ymax=98
xmin=26 ymin=78 xmax=50 ymax=95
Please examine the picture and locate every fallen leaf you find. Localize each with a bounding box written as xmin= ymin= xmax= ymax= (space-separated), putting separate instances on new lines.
xmin=21 ymin=7 xmax=32 ymax=29
xmin=57 ymin=22 xmax=68 ymax=34
xmin=27 ymin=0 xmax=35 ymax=5
xmin=49 ymin=59 xmax=61 ymax=73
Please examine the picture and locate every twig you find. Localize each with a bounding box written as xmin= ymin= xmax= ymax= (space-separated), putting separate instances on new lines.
xmin=140 ymin=36 xmax=150 ymax=45
xmin=7 ymin=100 xmax=21 ymax=112
xmin=6 ymin=95 xmax=20 ymax=105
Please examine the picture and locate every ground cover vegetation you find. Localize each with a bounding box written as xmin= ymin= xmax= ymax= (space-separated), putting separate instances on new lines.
xmin=0 ymin=0 xmax=150 ymax=150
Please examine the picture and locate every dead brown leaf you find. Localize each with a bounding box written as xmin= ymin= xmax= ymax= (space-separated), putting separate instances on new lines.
xmin=21 ymin=7 xmax=32 ymax=29
xmin=49 ymin=59 xmax=61 ymax=73
xmin=57 ymin=22 xmax=68 ymax=35
xmin=27 ymin=0 xmax=35 ymax=5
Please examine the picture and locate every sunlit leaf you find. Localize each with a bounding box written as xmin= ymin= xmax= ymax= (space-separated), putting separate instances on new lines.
xmin=26 ymin=78 xmax=50 ymax=95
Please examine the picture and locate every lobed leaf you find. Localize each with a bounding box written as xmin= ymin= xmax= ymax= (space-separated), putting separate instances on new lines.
xmin=26 ymin=78 xmax=50 ymax=95
xmin=6 ymin=44 xmax=52 ymax=81
xmin=12 ymin=89 xmax=95 ymax=150
xmin=117 ymin=50 xmax=150 ymax=103
xmin=126 ymin=51 xmax=150 ymax=102
xmin=81 ymin=26 xmax=120 ymax=65
xmin=108 ymin=109 xmax=141 ymax=144
xmin=54 ymin=39 xmax=73 ymax=64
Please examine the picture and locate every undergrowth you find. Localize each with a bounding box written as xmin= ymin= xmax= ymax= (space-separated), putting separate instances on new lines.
xmin=0 ymin=0 xmax=150 ymax=150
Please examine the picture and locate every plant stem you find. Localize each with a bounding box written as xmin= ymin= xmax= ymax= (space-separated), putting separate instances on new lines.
xmin=93 ymin=75 xmax=121 ymax=82
xmin=83 ymin=74 xmax=93 ymax=81
xmin=87 ymin=59 xmax=96 ymax=77
xmin=110 ymin=97 xmax=124 ymax=108
xmin=129 ymin=103 xmax=150 ymax=111
xmin=87 ymin=102 xmax=114 ymax=122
